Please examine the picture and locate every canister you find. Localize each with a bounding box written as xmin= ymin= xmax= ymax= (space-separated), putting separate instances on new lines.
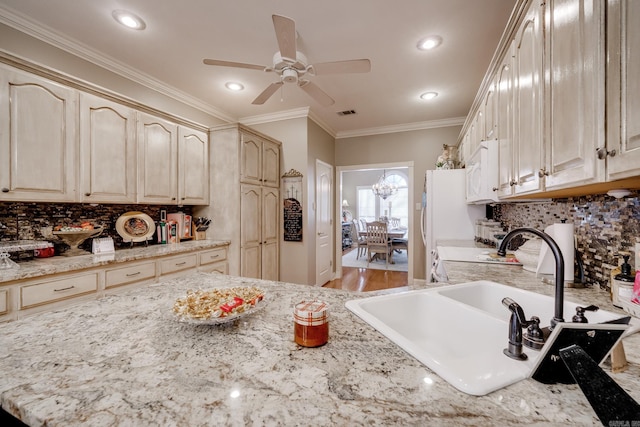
xmin=294 ymin=300 xmax=329 ymax=347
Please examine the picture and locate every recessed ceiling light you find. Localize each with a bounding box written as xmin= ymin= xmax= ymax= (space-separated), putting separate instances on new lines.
xmin=112 ymin=10 xmax=146 ymax=30
xmin=417 ymin=36 xmax=443 ymax=51
xmin=225 ymin=82 xmax=244 ymax=91
xmin=420 ymin=92 xmax=438 ymax=100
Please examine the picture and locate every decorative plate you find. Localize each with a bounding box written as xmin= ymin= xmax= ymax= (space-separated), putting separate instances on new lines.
xmin=172 ymin=287 xmax=266 ymax=325
xmin=115 ymin=211 xmax=155 ymax=242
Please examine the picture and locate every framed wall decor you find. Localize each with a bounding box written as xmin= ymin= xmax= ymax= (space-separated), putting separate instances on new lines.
xmin=282 ymin=169 xmax=303 ymax=242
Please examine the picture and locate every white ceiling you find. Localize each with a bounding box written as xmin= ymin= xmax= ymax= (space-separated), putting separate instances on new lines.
xmin=0 ymin=0 xmax=517 ymax=138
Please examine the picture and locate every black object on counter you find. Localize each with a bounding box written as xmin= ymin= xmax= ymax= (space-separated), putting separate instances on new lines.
xmin=560 ymin=344 xmax=640 ymax=426
xmin=615 ymin=254 xmax=636 ymax=282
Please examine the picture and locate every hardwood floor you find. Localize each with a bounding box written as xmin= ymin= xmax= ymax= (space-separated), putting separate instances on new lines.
xmin=323 ymin=249 xmax=409 ymax=292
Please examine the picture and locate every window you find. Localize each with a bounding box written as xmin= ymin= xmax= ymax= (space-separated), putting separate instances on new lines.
xmin=356 ymin=171 xmax=408 ymax=227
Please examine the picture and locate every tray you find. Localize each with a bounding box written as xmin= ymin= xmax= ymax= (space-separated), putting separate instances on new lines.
xmin=172 ymin=287 xmax=266 ymax=325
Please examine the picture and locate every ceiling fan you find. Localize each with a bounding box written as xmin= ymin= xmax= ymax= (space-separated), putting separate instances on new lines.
xmin=203 ymin=14 xmax=371 ymax=106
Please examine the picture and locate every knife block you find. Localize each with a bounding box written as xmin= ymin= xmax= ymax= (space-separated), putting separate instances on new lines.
xmin=192 ymin=223 xmax=207 ymax=241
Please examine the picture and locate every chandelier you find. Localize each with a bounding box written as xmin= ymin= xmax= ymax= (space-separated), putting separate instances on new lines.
xmin=371 ymin=170 xmax=398 ymax=200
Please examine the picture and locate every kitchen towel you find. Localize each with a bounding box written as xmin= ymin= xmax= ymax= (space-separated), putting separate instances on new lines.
xmin=536 ymin=222 xmax=574 ymax=281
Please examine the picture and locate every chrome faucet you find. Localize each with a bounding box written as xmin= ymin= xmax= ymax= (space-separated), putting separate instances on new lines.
xmin=497 ymin=227 xmax=565 ymax=329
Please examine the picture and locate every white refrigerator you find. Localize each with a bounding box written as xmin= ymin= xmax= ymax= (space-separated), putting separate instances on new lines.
xmin=421 ymin=169 xmax=485 ymax=281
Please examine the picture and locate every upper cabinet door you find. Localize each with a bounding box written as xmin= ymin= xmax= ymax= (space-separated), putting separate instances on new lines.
xmin=261 ymin=139 xmax=280 ymax=188
xmin=79 ymin=93 xmax=137 ymax=203
xmin=240 ymin=134 xmax=261 ymax=185
xmin=512 ymin=0 xmax=544 ymax=195
xmin=178 ymin=126 xmax=209 ymax=205
xmin=0 ymin=65 xmax=78 ymax=202
xmin=497 ymin=42 xmax=515 ymax=198
xmin=606 ymin=0 xmax=640 ymax=179
xmin=544 ymin=0 xmax=605 ymax=190
xmin=137 ymin=112 xmax=178 ymax=204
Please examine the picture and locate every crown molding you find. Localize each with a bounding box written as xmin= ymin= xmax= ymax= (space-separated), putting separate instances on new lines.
xmin=0 ymin=6 xmax=236 ymax=123
xmin=240 ymin=107 xmax=337 ymax=138
xmin=336 ymin=116 xmax=466 ymax=139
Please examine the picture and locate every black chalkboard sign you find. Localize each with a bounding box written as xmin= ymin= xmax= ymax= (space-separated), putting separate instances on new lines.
xmin=283 ymin=198 xmax=302 ymax=242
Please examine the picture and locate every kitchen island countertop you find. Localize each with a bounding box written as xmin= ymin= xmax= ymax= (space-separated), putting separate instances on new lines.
xmin=1 ymin=264 xmax=640 ymax=426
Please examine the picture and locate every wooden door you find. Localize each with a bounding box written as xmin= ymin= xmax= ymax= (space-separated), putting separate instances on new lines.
xmin=0 ymin=65 xmax=78 ymax=202
xmin=79 ymin=93 xmax=136 ymax=203
xmin=316 ymin=160 xmax=332 ymax=286
xmin=261 ymin=139 xmax=280 ymax=187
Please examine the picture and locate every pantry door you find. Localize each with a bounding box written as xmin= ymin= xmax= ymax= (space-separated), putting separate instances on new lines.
xmin=315 ymin=160 xmax=333 ymax=286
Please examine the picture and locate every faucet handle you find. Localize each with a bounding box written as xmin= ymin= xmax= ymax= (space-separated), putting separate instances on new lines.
xmin=572 ymin=305 xmax=599 ymax=323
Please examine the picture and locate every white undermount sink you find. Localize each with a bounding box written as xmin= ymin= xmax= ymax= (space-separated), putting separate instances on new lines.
xmin=345 ymin=281 xmax=637 ymax=396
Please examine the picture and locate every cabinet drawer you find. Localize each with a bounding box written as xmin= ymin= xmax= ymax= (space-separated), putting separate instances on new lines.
xmin=159 ymin=254 xmax=197 ymax=275
xmin=0 ymin=289 xmax=7 ymax=315
xmin=105 ymin=261 xmax=156 ymax=288
xmin=199 ymin=247 xmax=227 ymax=266
xmin=20 ymin=273 xmax=98 ymax=309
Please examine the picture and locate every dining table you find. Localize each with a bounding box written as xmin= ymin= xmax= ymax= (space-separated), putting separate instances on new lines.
xmin=357 ymin=227 xmax=408 ymax=264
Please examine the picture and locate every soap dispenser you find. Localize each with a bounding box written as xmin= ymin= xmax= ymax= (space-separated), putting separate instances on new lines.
xmin=611 ymin=252 xmax=636 ymax=308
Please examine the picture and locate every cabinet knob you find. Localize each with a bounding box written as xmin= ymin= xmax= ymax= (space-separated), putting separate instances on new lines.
xmin=509 ymin=180 xmax=517 ymax=187
xmin=1 ymin=188 xmax=9 ymax=193
xmin=492 ymin=187 xmax=499 ymax=192
xmin=181 ymin=197 xmax=186 ymax=200
xmin=85 ymin=192 xmax=91 ymax=197
xmin=172 ymin=197 xmax=176 ymax=201
xmin=596 ymin=147 xmax=617 ymax=160
xmin=538 ymin=168 xmax=549 ymax=178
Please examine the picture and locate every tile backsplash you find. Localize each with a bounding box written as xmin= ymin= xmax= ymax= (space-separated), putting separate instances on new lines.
xmin=493 ymin=193 xmax=640 ymax=290
xmin=0 ymin=202 xmax=193 ymax=255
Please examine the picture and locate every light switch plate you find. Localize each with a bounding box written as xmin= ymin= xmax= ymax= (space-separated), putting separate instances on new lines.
xmin=635 ymin=242 xmax=640 ymax=271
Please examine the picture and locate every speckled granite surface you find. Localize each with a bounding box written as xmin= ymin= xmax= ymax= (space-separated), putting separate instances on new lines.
xmin=0 ymin=240 xmax=230 ymax=284
xmin=1 ymin=264 xmax=640 ymax=426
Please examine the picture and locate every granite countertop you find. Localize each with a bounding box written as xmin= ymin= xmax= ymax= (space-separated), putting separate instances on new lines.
xmin=1 ymin=264 xmax=640 ymax=426
xmin=0 ymin=240 xmax=230 ymax=284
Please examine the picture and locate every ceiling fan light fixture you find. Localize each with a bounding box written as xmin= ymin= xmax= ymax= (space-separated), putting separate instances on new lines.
xmin=112 ymin=10 xmax=146 ymax=30
xmin=420 ymin=91 xmax=438 ymax=100
xmin=225 ymin=82 xmax=244 ymax=91
xmin=417 ymin=35 xmax=442 ymax=51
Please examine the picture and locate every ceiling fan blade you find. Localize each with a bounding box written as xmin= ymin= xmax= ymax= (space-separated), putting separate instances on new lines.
xmin=311 ymin=59 xmax=371 ymax=75
xmin=299 ymin=80 xmax=335 ymax=106
xmin=252 ymin=82 xmax=284 ymax=105
xmin=203 ymin=59 xmax=266 ymax=71
xmin=272 ymin=15 xmax=297 ymax=62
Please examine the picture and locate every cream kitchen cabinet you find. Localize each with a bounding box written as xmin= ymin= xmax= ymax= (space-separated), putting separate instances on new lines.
xmin=202 ymin=124 xmax=281 ymax=279
xmin=137 ymin=112 xmax=209 ymax=205
xmin=19 ymin=271 xmax=98 ymax=312
xmin=178 ymin=126 xmax=209 ymax=205
xmin=80 ymin=93 xmax=137 ymax=203
xmin=105 ymin=260 xmax=156 ymax=289
xmin=137 ymin=112 xmax=179 ymax=204
xmin=0 ymin=64 xmax=78 ymax=202
xmin=543 ymin=0 xmax=606 ymax=190
xmin=240 ymin=184 xmax=279 ymax=281
xmin=198 ymin=246 xmax=229 ymax=274
xmin=496 ymin=42 xmax=516 ymax=198
xmin=606 ymin=0 xmax=640 ymax=180
xmin=511 ymin=0 xmax=544 ymax=196
xmin=240 ymin=131 xmax=281 ymax=188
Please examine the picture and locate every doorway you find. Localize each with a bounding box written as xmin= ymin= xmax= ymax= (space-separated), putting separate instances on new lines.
xmin=336 ymin=162 xmax=414 ymax=284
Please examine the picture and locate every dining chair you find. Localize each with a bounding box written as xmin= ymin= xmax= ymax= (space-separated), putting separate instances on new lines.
xmin=365 ymin=221 xmax=391 ymax=267
xmin=352 ymin=219 xmax=367 ymax=259
xmin=390 ymin=217 xmax=401 ymax=229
